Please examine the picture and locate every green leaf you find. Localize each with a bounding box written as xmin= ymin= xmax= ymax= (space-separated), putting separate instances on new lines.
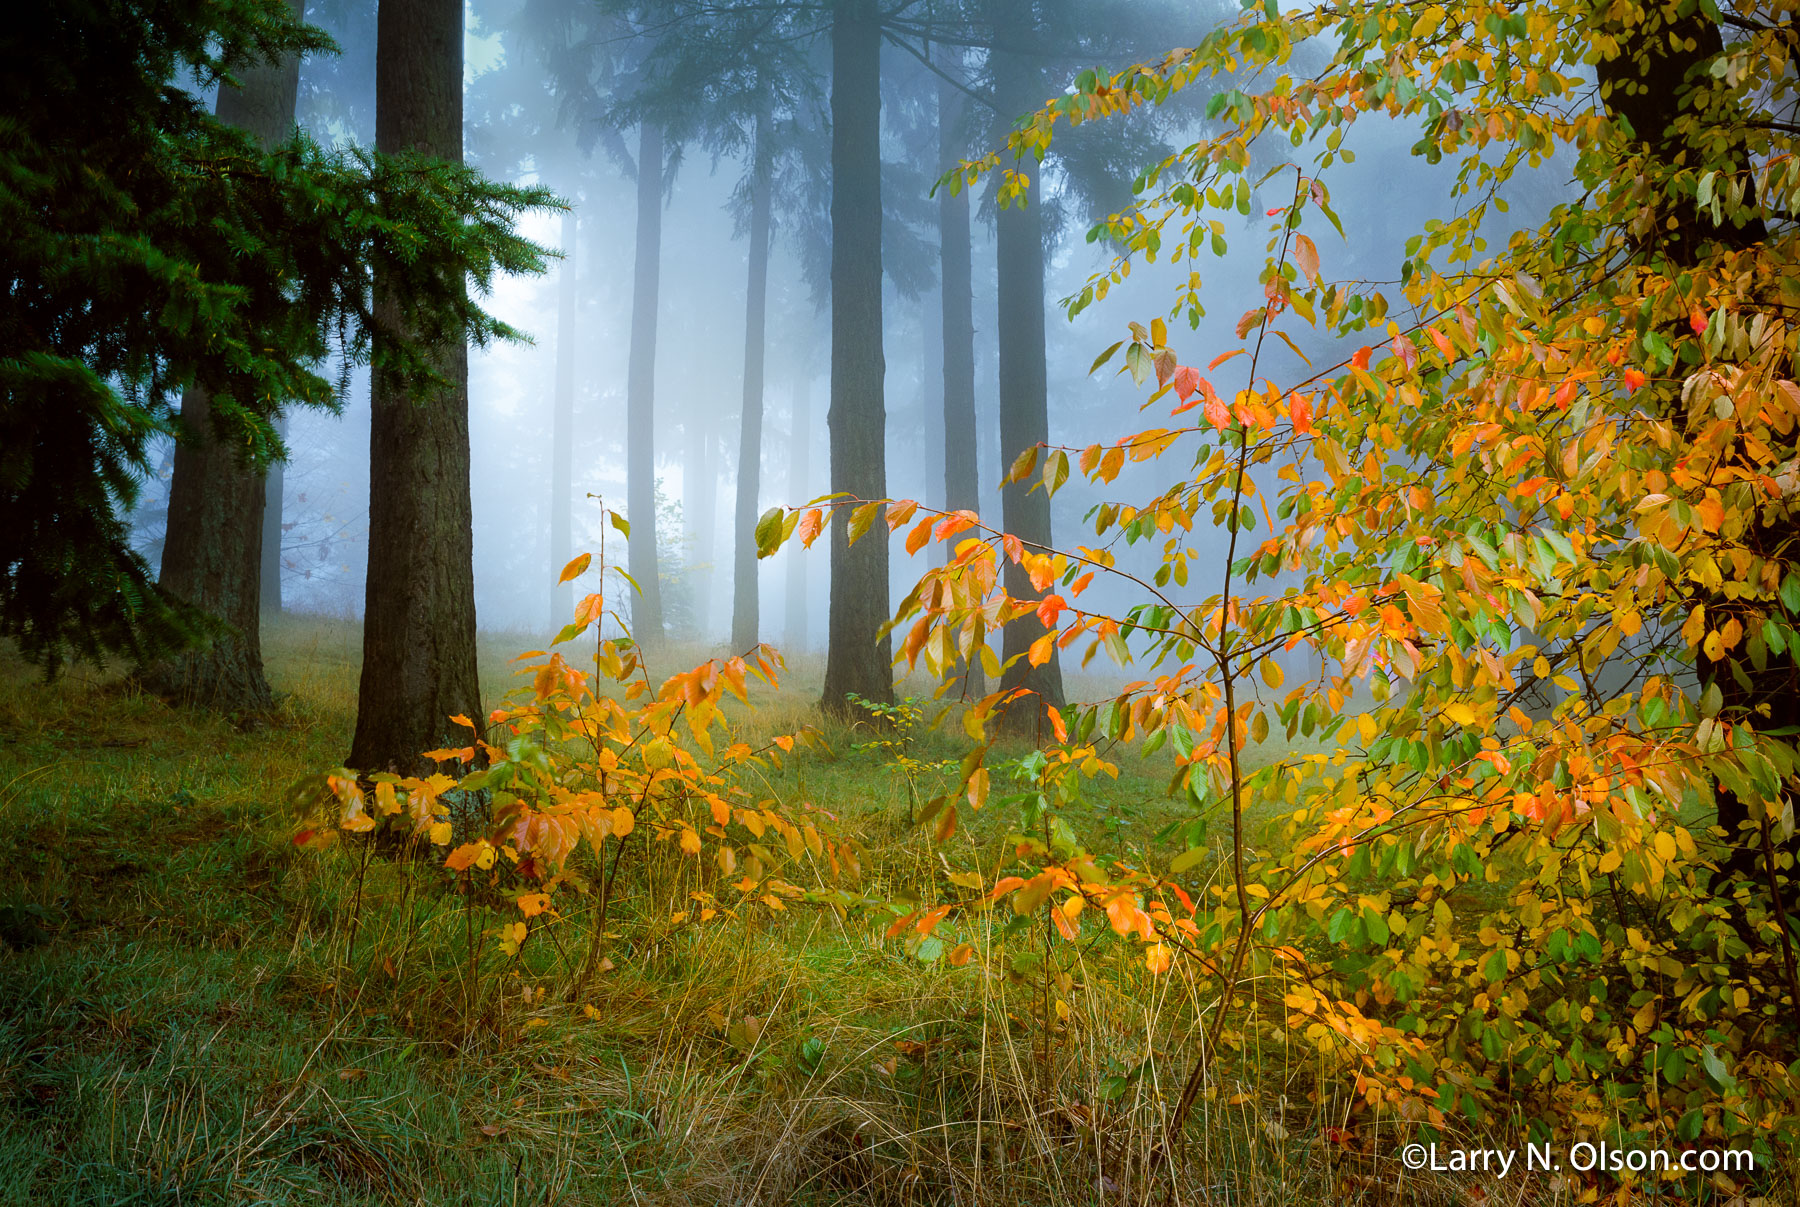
xmin=847 ymin=501 xmax=882 ymax=545
xmin=1170 ymin=845 xmax=1208 ymax=874
xmin=754 ymin=506 xmax=785 ymax=556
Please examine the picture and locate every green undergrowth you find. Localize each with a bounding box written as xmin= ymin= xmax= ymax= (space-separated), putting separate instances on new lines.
xmin=0 ymin=616 xmax=1401 ymax=1206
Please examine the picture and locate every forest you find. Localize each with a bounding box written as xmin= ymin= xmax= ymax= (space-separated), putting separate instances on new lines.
xmin=2 ymin=0 xmax=1798 ymax=1202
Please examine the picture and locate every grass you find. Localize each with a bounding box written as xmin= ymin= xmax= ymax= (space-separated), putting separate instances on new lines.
xmin=0 ymin=614 xmax=1734 ymax=1206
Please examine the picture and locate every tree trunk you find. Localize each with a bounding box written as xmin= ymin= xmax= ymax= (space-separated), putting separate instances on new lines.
xmin=1596 ymin=10 xmax=1784 ymax=889
xmin=732 ymin=150 xmax=772 ymax=652
xmin=993 ymin=49 xmax=1064 ymax=730
xmin=550 ymin=207 xmax=578 ymax=631
xmin=686 ymin=412 xmax=716 ymax=638
xmin=937 ymin=43 xmax=984 ymax=696
xmin=785 ymin=373 xmax=812 ymax=653
xmin=143 ymin=0 xmax=303 ymax=713
xmin=259 ymin=415 xmax=285 ymax=614
xmin=627 ymin=121 xmax=666 ymax=647
xmin=348 ymin=0 xmax=483 ymax=775
xmin=821 ymin=0 xmax=894 ymax=719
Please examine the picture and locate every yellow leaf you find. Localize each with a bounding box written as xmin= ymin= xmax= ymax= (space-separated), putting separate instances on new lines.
xmin=558 ymin=553 xmax=591 ymax=583
xmin=1443 ymin=702 xmax=1475 ymax=726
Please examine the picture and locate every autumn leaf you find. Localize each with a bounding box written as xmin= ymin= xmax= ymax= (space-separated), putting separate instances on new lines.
xmin=796 ymin=507 xmax=825 ymax=548
xmin=1292 ymin=232 xmax=1319 ymax=283
xmin=558 ymin=553 xmax=591 ymax=583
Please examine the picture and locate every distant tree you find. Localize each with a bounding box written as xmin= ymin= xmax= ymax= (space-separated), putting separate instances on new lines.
xmin=142 ymin=0 xmax=305 ymax=712
xmin=0 ymin=0 xmax=550 ymax=678
xmin=550 ymin=208 xmax=580 ymax=631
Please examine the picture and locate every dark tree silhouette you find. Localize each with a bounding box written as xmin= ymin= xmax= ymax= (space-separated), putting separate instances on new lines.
xmin=144 ymin=0 xmax=305 ymax=712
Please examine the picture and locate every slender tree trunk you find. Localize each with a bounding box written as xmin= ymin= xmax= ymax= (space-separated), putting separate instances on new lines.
xmin=992 ymin=51 xmax=1065 ymax=729
xmin=686 ymin=414 xmax=716 ymax=637
xmin=627 ymin=121 xmax=666 ymax=647
xmin=937 ymin=43 xmax=984 ymax=695
xmin=348 ymin=0 xmax=482 ymax=774
xmin=732 ymin=150 xmax=772 ymax=652
xmin=144 ymin=0 xmax=303 ymax=712
xmin=821 ymin=0 xmax=894 ymax=718
xmin=550 ymin=207 xmax=578 ymax=631
xmin=260 ymin=415 xmax=285 ymax=614
xmin=785 ymin=374 xmax=812 ymax=653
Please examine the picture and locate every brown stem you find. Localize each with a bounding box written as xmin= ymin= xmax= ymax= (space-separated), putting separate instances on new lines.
xmin=1168 ymin=168 xmax=1307 ymax=1151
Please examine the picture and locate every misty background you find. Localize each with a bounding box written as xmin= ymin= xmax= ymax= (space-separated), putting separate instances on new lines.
xmin=133 ymin=0 xmax=1574 ymax=674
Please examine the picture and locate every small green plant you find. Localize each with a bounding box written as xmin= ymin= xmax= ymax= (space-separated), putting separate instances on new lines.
xmin=846 ymin=693 xmax=953 ymax=823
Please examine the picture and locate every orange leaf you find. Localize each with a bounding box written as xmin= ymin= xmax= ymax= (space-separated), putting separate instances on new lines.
xmin=1350 ymin=346 xmax=1372 ymax=371
xmin=935 ymin=802 xmax=959 ymax=842
xmin=1046 ymin=705 xmax=1068 ymax=743
xmin=885 ymin=910 xmax=921 ymax=939
xmin=1292 ymin=233 xmax=1319 ymax=283
xmin=1288 ymin=392 xmax=1313 ymax=434
xmin=1171 ymin=364 xmax=1200 ymax=399
xmin=797 ymin=507 xmax=825 ymax=548
xmin=917 ymin=905 xmax=952 ymax=936
xmin=886 ymin=499 xmax=919 ymax=530
xmin=1036 ymin=593 xmax=1067 ymax=628
xmin=905 ymin=516 xmax=935 ymax=555
xmin=558 ymin=553 xmax=591 ymax=583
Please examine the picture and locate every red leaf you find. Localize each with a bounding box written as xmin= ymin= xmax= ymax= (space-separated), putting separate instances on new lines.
xmin=1204 ymin=396 xmax=1231 ymax=430
xmin=1288 ymin=392 xmax=1313 ymax=434
xmin=1036 ymin=594 xmax=1067 ymax=628
xmin=1623 ymin=367 xmax=1647 ymax=392
xmin=1171 ymin=365 xmax=1200 ymax=400
xmin=1350 ymin=346 xmax=1372 ymax=371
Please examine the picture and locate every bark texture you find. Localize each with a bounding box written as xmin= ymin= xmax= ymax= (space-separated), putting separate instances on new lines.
xmin=348 ymin=0 xmax=483 ymax=775
xmin=992 ymin=44 xmax=1064 ymax=729
xmin=731 ymin=154 xmax=772 ymax=652
xmin=550 ymin=208 xmax=577 ymax=630
xmin=821 ymin=0 xmax=895 ymax=718
xmin=937 ymin=43 xmax=985 ymax=696
xmin=144 ymin=0 xmax=303 ymax=712
xmin=627 ymin=121 xmax=667 ymax=646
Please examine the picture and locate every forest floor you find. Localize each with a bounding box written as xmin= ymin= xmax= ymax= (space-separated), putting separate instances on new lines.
xmin=0 ymin=614 xmax=1485 ymax=1206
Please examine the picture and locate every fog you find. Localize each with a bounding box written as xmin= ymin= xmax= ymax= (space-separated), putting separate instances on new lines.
xmin=140 ymin=0 xmax=1582 ymax=671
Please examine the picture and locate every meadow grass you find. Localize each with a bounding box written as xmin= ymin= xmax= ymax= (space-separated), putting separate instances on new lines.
xmin=0 ymin=615 xmax=1540 ymax=1206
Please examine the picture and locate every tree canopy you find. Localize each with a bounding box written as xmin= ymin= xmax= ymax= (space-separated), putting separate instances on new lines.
xmin=0 ymin=0 xmax=555 ymax=672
